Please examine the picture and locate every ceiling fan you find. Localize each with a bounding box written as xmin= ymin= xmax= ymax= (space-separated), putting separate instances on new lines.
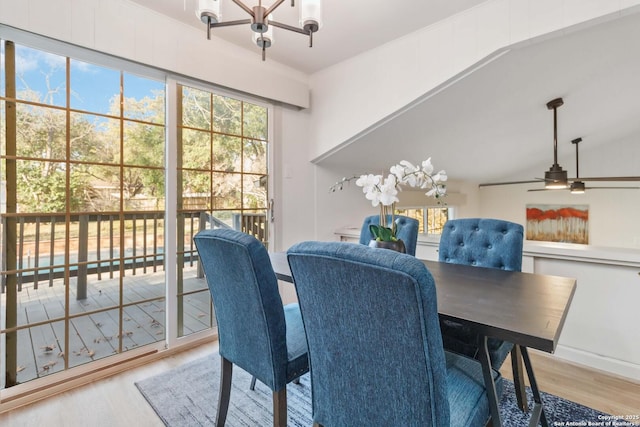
xmin=479 ymin=97 xmax=640 ymax=191
xmin=527 ymin=137 xmax=640 ymax=193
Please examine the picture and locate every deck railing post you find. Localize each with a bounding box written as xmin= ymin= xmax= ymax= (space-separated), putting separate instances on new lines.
xmin=4 ymin=40 xmax=19 ymax=387
xmin=1 ymin=216 xmax=6 ymax=294
xmin=197 ymin=211 xmax=207 ymax=278
xmin=77 ymin=214 xmax=89 ymax=300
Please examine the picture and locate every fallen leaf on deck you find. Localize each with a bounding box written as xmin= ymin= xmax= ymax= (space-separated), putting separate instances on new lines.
xmin=41 ymin=344 xmax=56 ymax=352
xmin=41 ymin=361 xmax=57 ymax=372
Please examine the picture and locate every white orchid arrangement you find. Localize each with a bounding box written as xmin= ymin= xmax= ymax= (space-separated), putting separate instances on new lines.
xmin=331 ymin=158 xmax=447 ymax=242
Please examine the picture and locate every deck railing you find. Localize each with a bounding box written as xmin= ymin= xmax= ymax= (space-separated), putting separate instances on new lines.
xmin=1 ymin=211 xmax=267 ymax=297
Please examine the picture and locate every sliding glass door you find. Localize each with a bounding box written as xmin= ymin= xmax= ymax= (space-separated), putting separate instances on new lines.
xmin=0 ymin=35 xmax=272 ymax=393
xmin=175 ymin=83 xmax=270 ymax=338
xmin=0 ymin=40 xmax=167 ymax=387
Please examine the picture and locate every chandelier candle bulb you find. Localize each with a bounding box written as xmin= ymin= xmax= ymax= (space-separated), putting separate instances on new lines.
xmin=197 ymin=0 xmax=220 ymax=24
xmin=300 ymin=0 xmax=323 ymax=31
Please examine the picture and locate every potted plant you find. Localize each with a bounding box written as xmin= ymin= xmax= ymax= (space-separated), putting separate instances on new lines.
xmin=332 ymin=158 xmax=447 ymax=251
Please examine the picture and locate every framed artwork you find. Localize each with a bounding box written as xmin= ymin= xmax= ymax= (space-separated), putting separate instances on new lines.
xmin=526 ymin=204 xmax=589 ymax=244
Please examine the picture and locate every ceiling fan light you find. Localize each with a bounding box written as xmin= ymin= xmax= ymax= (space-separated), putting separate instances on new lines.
xmin=544 ymin=164 xmax=568 ymax=189
xmin=570 ymin=181 xmax=585 ymax=194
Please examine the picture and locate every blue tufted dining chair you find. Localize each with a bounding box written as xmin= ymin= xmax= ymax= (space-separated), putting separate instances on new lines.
xmin=438 ymin=218 xmax=524 ymax=406
xmin=193 ymin=229 xmax=308 ymax=427
xmin=359 ymin=214 xmax=419 ymax=256
xmin=287 ymin=241 xmax=501 ymax=427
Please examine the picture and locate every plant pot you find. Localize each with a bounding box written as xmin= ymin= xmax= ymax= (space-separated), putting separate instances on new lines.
xmin=368 ymin=239 xmax=406 ymax=254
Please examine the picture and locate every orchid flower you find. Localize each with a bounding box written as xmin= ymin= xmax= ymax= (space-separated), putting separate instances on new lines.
xmin=330 ymin=158 xmax=447 ymax=242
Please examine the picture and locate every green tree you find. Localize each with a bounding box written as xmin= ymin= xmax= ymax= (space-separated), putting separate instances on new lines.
xmin=14 ymin=83 xmax=100 ymax=212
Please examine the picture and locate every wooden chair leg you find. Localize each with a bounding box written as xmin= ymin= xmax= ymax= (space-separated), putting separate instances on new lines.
xmin=511 ymin=345 xmax=529 ymax=412
xmin=273 ymin=388 xmax=287 ymax=427
xmin=217 ymin=357 xmax=233 ymax=427
xmin=250 ymin=376 xmax=257 ymax=390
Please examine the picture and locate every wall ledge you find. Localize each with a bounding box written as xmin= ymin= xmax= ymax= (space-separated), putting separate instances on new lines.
xmin=335 ymin=228 xmax=640 ymax=267
xmin=523 ymin=241 xmax=640 ymax=268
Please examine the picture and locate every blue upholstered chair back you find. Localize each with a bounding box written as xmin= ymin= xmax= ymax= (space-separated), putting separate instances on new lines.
xmin=287 ymin=242 xmax=450 ymax=426
xmin=438 ymin=218 xmax=524 ymax=271
xmin=359 ymin=214 xmax=420 ymax=256
xmin=193 ymin=228 xmax=290 ymax=391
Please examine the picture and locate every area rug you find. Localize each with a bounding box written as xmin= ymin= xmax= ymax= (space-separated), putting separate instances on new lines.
xmin=136 ymin=353 xmax=613 ymax=426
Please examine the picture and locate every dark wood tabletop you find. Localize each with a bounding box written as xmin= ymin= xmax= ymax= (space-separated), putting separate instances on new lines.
xmin=269 ymin=252 xmax=576 ymax=354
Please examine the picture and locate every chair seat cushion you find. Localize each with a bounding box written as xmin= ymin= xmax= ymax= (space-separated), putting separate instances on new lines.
xmin=284 ymin=303 xmax=309 ymax=381
xmin=446 ymin=351 xmax=503 ymax=427
xmin=441 ymin=319 xmax=514 ymax=370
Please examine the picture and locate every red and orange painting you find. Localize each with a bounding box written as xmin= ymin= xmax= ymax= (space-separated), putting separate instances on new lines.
xmin=526 ymin=204 xmax=589 ymax=244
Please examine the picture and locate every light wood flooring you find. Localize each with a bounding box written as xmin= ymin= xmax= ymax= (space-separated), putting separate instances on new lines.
xmin=500 ymin=352 xmax=640 ymax=420
xmin=0 ymin=343 xmax=638 ymax=426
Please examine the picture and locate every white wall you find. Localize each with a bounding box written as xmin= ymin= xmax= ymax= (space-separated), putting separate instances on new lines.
xmin=479 ymin=135 xmax=640 ymax=249
xmin=308 ymin=0 xmax=640 ymax=162
xmin=272 ymin=105 xmax=317 ymax=250
xmin=306 ymin=0 xmax=640 ymax=247
xmin=479 ymin=183 xmax=640 ymax=249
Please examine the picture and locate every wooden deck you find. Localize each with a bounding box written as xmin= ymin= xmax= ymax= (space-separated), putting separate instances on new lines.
xmin=3 ymin=266 xmax=213 ymax=385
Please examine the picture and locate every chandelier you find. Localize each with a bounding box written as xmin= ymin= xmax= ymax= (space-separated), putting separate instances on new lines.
xmin=196 ymin=0 xmax=323 ymax=61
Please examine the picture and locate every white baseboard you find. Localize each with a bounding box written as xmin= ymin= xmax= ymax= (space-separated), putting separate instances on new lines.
xmin=553 ymin=344 xmax=640 ymax=382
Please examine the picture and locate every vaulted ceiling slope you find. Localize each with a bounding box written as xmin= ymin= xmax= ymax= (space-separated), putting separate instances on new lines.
xmin=318 ymin=12 xmax=640 ymax=184
xmin=128 ymin=0 xmax=488 ymax=74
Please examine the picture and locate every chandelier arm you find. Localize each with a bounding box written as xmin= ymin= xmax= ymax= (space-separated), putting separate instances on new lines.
xmin=269 ymin=20 xmax=309 ymax=35
xmin=209 ymin=19 xmax=252 ymax=28
xmin=231 ymin=0 xmax=255 ymax=16
xmin=264 ymin=0 xmax=287 ymax=17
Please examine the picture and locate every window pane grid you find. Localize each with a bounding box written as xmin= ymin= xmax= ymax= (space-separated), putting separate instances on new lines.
xmin=177 ymin=84 xmax=269 ymax=338
xmin=395 ymin=207 xmax=450 ymax=235
xmin=1 ymin=41 xmax=167 ymax=388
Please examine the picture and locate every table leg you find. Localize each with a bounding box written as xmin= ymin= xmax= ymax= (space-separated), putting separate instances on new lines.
xmin=520 ymin=347 xmax=549 ymax=427
xmin=478 ymin=335 xmax=502 ymax=427
xmin=511 ymin=346 xmax=529 ymax=412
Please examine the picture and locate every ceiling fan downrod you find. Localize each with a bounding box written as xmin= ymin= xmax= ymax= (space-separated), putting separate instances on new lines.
xmin=544 ymin=97 xmax=568 ymax=189
xmin=570 ymin=137 xmax=585 ymax=194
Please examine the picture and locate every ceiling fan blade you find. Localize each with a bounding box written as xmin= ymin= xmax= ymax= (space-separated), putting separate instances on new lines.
xmin=479 ymin=179 xmax=542 ymax=187
xmin=584 ymin=186 xmax=640 ymax=190
xmin=577 ymin=176 xmax=640 ymax=182
xmin=527 ymin=186 xmax=640 ymax=192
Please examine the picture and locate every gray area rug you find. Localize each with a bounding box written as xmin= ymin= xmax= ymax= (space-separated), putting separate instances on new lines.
xmin=136 ymin=353 xmax=615 ymax=426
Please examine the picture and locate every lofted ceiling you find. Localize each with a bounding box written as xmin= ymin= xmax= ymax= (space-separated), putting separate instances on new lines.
xmin=128 ymin=0 xmax=488 ymax=73
xmin=130 ymin=1 xmax=640 ymax=185
xmin=316 ymin=11 xmax=640 ymax=185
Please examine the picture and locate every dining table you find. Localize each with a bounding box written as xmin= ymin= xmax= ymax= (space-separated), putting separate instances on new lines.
xmin=269 ymin=251 xmax=577 ymax=427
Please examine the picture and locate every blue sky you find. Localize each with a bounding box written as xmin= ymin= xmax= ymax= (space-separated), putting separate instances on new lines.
xmin=2 ymin=42 xmax=164 ymax=115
